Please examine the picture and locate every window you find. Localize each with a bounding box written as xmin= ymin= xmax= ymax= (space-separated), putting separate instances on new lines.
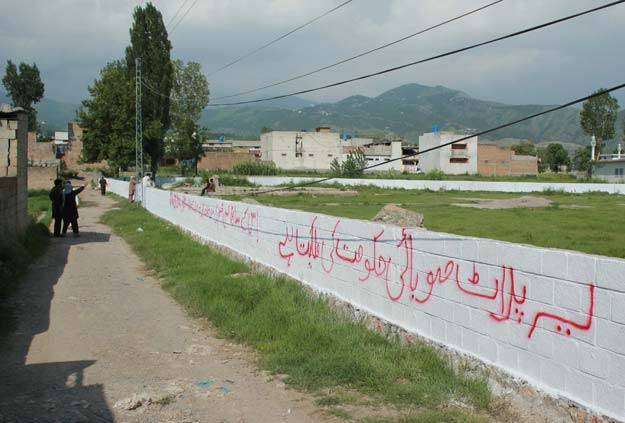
xmin=451 ymin=144 xmax=467 ymax=150
xmin=616 ymin=168 xmax=624 ymax=176
xmin=308 ymin=153 xmax=314 ymax=157
xmin=449 ymin=157 xmax=469 ymax=164
xmin=328 ymin=154 xmax=333 ymax=157
xmin=281 ymin=153 xmax=287 ymax=157
xmin=295 ymin=152 xmax=302 ymax=157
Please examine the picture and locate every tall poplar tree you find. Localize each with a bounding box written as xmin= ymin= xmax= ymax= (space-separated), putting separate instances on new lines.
xmin=125 ymin=3 xmax=173 ymax=175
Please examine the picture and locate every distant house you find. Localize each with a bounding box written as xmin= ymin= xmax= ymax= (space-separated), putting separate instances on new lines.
xmin=197 ymin=139 xmax=261 ymax=170
xmin=593 ymin=153 xmax=625 ymax=182
xmin=418 ymin=131 xmax=478 ymax=175
xmin=261 ymin=128 xmax=343 ymax=171
xmin=477 ymin=144 xmax=538 ymax=176
xmin=357 ymin=140 xmax=403 ymax=172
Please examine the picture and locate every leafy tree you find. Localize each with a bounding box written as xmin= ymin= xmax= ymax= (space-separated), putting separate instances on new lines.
xmin=511 ymin=141 xmax=536 ymax=156
xmin=125 ymin=2 xmax=173 ymax=176
xmin=77 ymin=60 xmax=135 ymax=174
xmin=572 ymin=146 xmax=592 ymax=172
xmin=542 ymin=143 xmax=570 ymax=173
xmin=167 ymin=60 xmax=209 ymax=174
xmin=2 ymin=60 xmax=45 ymax=131
xmin=580 ymin=89 xmax=619 ymax=157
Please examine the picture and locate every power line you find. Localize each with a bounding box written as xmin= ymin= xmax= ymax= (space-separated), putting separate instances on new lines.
xmin=167 ymin=0 xmax=191 ymax=27
xmin=247 ymin=82 xmax=625 ymax=196
xmin=208 ymin=0 xmax=355 ymax=77
xmin=213 ymin=0 xmax=506 ymax=101
xmin=209 ymin=0 xmax=625 ymax=107
xmin=170 ymin=0 xmax=200 ymax=35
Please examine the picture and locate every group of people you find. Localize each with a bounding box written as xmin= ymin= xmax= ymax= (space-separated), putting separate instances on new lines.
xmin=49 ymin=179 xmax=87 ymax=238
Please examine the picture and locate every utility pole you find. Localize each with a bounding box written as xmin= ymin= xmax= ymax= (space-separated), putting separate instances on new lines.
xmin=135 ymin=58 xmax=143 ymax=179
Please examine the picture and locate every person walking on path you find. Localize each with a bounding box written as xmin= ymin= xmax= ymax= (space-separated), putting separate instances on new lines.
xmin=99 ymin=174 xmax=108 ymax=196
xmin=61 ymin=181 xmax=86 ymax=237
xmin=129 ymin=177 xmax=137 ymax=202
xmin=49 ymin=178 xmax=64 ymax=237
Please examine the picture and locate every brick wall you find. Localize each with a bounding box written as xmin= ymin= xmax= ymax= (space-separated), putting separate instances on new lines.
xmin=197 ymin=151 xmax=257 ymax=170
xmin=103 ymin=183 xmax=625 ymax=422
xmin=28 ymin=166 xmax=58 ymax=190
xmin=478 ymin=144 xmax=538 ymax=176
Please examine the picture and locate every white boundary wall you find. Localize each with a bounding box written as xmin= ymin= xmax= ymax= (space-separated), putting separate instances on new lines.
xmin=108 ymin=181 xmax=625 ymax=420
xmin=247 ymin=176 xmax=625 ymax=195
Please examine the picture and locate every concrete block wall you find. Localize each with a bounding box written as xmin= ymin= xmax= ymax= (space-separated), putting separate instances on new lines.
xmin=248 ymin=176 xmax=625 ymax=195
xmin=107 ymin=182 xmax=625 ymax=420
xmin=0 ymin=111 xmax=28 ymax=237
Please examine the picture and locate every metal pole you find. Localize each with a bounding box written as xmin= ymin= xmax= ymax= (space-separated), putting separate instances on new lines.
xmin=135 ymin=58 xmax=143 ymax=179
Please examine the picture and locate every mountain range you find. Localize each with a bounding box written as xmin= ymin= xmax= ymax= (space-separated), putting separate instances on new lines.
xmin=201 ymin=83 xmax=625 ymax=146
xmin=2 ymin=83 xmax=623 ymax=147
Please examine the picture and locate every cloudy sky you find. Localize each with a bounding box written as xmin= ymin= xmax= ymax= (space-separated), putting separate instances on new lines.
xmin=1 ymin=0 xmax=624 ymax=108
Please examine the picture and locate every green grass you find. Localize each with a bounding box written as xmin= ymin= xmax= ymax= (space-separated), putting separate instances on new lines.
xmin=102 ymin=201 xmax=493 ymax=420
xmin=246 ymin=188 xmax=625 ymax=258
xmin=0 ymin=190 xmax=51 ymax=344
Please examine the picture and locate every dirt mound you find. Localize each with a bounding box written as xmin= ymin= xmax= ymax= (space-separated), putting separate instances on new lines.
xmin=453 ymin=196 xmax=552 ymax=209
xmin=372 ymin=204 xmax=425 ymax=228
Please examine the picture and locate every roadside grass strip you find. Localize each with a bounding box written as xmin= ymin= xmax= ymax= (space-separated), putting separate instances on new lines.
xmin=102 ymin=202 xmax=493 ymax=421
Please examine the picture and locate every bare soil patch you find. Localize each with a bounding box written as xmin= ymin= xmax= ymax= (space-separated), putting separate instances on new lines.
xmin=453 ymin=195 xmax=553 ymax=209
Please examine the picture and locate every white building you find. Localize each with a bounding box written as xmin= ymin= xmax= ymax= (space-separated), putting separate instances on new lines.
xmin=418 ymin=131 xmax=478 ymax=175
xmin=357 ymin=141 xmax=403 ymax=172
xmin=261 ymin=128 xmax=342 ymax=171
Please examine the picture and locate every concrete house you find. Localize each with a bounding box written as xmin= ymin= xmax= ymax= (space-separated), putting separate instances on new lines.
xmin=418 ymin=131 xmax=478 ymax=175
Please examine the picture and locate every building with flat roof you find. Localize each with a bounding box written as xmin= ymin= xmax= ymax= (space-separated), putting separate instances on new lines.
xmin=261 ymin=129 xmax=342 ymax=171
xmin=418 ymin=131 xmax=478 ymax=175
xmin=593 ymin=153 xmax=625 ymax=182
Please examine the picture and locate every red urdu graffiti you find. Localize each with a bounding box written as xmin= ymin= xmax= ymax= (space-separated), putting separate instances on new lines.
xmin=277 ymin=221 xmax=595 ymax=340
xmin=169 ymin=192 xmax=594 ymax=341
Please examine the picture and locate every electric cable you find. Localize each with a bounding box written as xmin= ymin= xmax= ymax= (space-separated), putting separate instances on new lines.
xmin=213 ymin=0 xmax=506 ymax=101
xmin=246 ymin=82 xmax=625 ymax=196
xmin=167 ymin=0 xmax=191 ymax=27
xmin=208 ymin=0 xmax=625 ymax=107
xmin=170 ymin=0 xmax=200 ymax=34
xmin=208 ymin=0 xmax=355 ymax=76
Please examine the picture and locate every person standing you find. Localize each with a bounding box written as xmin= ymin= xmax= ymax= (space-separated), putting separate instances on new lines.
xmin=99 ymin=174 xmax=108 ymax=196
xmin=129 ymin=177 xmax=136 ymax=202
xmin=61 ymin=181 xmax=86 ymax=237
xmin=49 ymin=178 xmax=64 ymax=237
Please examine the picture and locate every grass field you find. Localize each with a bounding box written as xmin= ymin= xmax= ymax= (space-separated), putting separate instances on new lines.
xmin=103 ymin=200 xmax=501 ymax=423
xmin=241 ymin=187 xmax=625 ymax=259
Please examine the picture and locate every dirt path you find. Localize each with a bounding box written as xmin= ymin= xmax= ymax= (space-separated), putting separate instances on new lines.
xmin=0 ymin=189 xmax=332 ymax=423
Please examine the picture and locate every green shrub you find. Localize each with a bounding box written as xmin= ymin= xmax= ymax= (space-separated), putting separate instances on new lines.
xmin=232 ymin=161 xmax=278 ymax=176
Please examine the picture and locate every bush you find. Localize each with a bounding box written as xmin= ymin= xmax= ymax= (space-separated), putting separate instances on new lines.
xmin=424 ymin=169 xmax=445 ymax=180
xmin=232 ymin=161 xmax=278 ymax=176
xmin=331 ymin=149 xmax=367 ymax=178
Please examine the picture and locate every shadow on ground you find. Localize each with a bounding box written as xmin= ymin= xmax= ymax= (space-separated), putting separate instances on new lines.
xmin=0 ymin=231 xmax=115 ymax=422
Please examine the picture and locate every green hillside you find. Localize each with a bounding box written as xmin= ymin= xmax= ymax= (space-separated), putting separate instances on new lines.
xmin=201 ymin=83 xmax=625 ymax=145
